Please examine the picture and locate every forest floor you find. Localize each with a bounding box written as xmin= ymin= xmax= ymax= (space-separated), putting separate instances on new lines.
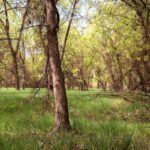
xmin=0 ymin=89 xmax=149 ymax=150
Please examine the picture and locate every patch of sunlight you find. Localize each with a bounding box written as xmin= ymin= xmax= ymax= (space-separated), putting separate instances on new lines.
xmin=111 ymin=98 xmax=129 ymax=108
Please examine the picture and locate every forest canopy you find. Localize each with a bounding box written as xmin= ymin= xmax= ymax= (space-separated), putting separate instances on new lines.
xmin=0 ymin=0 xmax=149 ymax=93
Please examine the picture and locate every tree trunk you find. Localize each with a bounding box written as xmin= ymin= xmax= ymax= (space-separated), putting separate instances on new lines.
xmin=103 ymin=53 xmax=118 ymax=91
xmin=2 ymin=0 xmax=29 ymax=90
xmin=12 ymin=54 xmax=20 ymax=90
xmin=60 ymin=0 xmax=79 ymax=61
xmin=45 ymin=0 xmax=70 ymax=130
xmin=21 ymin=40 xmax=26 ymax=89
xmin=122 ymin=0 xmax=150 ymax=92
xmin=38 ymin=26 xmax=53 ymax=94
xmin=116 ymin=54 xmax=123 ymax=91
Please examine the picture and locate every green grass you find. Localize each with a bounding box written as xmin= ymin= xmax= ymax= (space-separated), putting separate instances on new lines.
xmin=0 ymin=88 xmax=149 ymax=150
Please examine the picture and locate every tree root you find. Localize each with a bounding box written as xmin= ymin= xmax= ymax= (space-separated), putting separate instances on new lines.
xmin=47 ymin=125 xmax=71 ymax=140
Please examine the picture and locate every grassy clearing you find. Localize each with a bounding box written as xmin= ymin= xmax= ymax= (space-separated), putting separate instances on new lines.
xmin=0 ymin=88 xmax=149 ymax=150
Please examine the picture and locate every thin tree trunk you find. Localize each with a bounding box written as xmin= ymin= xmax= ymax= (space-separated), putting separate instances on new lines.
xmin=12 ymin=54 xmax=20 ymax=90
xmin=45 ymin=0 xmax=70 ymax=130
xmin=38 ymin=26 xmax=53 ymax=95
xmin=21 ymin=40 xmax=26 ymax=89
xmin=1 ymin=0 xmax=30 ymax=90
xmin=60 ymin=0 xmax=79 ymax=61
xmin=116 ymin=54 xmax=123 ymax=91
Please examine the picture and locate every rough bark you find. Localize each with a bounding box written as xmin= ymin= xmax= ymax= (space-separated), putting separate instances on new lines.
xmin=45 ymin=0 xmax=70 ymax=130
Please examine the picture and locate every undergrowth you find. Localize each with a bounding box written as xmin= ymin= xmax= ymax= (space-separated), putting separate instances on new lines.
xmin=0 ymin=88 xmax=149 ymax=150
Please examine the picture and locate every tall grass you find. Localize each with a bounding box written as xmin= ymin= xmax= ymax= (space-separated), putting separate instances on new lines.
xmin=0 ymin=89 xmax=149 ymax=149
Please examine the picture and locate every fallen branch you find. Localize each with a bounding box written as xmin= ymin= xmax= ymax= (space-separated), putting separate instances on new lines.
xmin=94 ymin=92 xmax=150 ymax=111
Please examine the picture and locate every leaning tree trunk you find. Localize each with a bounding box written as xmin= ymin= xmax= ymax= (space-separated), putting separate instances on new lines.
xmin=45 ymin=0 xmax=70 ymax=130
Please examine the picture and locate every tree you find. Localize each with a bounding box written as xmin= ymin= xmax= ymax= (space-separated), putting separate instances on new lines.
xmin=45 ymin=0 xmax=71 ymax=131
xmin=121 ymin=0 xmax=150 ymax=92
xmin=0 ymin=0 xmax=30 ymax=90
